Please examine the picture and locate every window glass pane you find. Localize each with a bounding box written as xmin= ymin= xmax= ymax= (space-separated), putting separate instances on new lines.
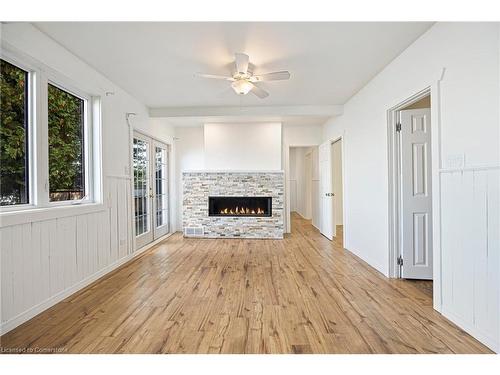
xmin=133 ymin=138 xmax=150 ymax=236
xmin=48 ymin=83 xmax=85 ymax=202
xmin=0 ymin=59 xmax=29 ymax=206
xmin=155 ymin=146 xmax=168 ymax=229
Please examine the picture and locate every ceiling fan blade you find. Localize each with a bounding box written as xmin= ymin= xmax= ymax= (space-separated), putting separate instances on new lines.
xmin=250 ymin=71 xmax=291 ymax=82
xmin=250 ymin=83 xmax=269 ymax=99
xmin=235 ymin=53 xmax=249 ymax=75
xmin=196 ymin=73 xmax=234 ymax=81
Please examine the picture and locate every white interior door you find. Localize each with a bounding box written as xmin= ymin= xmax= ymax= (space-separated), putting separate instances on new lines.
xmin=400 ymin=108 xmax=433 ymax=279
xmin=319 ymin=141 xmax=335 ymax=240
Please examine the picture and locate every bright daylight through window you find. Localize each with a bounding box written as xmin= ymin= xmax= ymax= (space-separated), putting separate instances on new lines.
xmin=0 ymin=59 xmax=29 ymax=206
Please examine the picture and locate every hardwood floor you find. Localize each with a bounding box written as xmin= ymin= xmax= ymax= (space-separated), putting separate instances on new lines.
xmin=0 ymin=214 xmax=492 ymax=353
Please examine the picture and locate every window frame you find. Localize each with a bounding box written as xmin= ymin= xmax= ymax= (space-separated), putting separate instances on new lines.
xmin=0 ymin=46 xmax=101 ymax=216
xmin=45 ymin=77 xmax=93 ymax=207
xmin=0 ymin=51 xmax=37 ymax=211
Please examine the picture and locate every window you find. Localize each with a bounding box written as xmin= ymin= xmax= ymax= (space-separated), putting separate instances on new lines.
xmin=0 ymin=59 xmax=30 ymax=206
xmin=0 ymin=50 xmax=100 ymax=214
xmin=48 ymin=83 xmax=86 ymax=202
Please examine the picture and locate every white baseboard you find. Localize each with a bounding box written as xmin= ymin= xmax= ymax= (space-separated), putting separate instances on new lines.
xmin=0 ymin=232 xmax=173 ymax=336
xmin=441 ymin=308 xmax=499 ymax=353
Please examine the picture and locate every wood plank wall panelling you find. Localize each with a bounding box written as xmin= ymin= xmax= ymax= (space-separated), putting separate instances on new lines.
xmin=440 ymin=168 xmax=499 ymax=351
xmin=0 ymin=176 xmax=132 ymax=334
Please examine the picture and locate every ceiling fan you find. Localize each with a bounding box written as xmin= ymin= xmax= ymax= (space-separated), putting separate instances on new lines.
xmin=196 ymin=53 xmax=291 ymax=99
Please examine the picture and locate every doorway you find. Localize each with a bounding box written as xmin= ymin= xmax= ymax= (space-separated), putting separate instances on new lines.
xmin=289 ymin=146 xmax=319 ymax=232
xmin=132 ymin=131 xmax=171 ymax=249
xmin=331 ymin=139 xmax=344 ymax=242
xmin=389 ymin=92 xmax=433 ymax=280
xmin=318 ymin=137 xmax=344 ymax=242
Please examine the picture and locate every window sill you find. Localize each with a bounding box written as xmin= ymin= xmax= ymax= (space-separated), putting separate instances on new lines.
xmin=0 ymin=202 xmax=106 ymax=228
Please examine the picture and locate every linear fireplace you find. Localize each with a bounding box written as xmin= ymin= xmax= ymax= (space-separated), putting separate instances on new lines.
xmin=209 ymin=196 xmax=272 ymax=217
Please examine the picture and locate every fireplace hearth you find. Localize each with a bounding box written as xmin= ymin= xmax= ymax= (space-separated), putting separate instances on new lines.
xmin=209 ymin=196 xmax=272 ymax=217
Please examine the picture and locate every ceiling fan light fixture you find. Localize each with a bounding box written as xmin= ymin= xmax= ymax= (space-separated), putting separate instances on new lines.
xmin=197 ymin=53 xmax=289 ymax=98
xmin=231 ymin=79 xmax=253 ymax=95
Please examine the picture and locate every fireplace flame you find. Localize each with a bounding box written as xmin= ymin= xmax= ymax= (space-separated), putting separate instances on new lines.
xmin=219 ymin=206 xmax=265 ymax=215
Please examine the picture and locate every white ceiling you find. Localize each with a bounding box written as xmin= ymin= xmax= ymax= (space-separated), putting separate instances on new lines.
xmin=35 ymin=22 xmax=433 ymax=109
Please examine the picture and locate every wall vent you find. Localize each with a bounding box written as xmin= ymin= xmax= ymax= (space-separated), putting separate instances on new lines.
xmin=184 ymin=226 xmax=204 ymax=237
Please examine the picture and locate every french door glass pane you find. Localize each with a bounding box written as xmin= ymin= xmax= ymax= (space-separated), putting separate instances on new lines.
xmin=0 ymin=59 xmax=29 ymax=206
xmin=133 ymin=138 xmax=150 ymax=236
xmin=155 ymin=146 xmax=168 ymax=229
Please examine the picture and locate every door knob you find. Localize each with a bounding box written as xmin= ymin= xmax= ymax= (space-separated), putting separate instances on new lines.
xmin=326 ymin=192 xmax=335 ymax=197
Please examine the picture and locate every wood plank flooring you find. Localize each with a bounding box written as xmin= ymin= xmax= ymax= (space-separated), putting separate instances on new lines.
xmin=0 ymin=214 xmax=492 ymax=353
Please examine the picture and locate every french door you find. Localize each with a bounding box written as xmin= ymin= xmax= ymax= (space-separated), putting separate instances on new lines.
xmin=133 ymin=132 xmax=170 ymax=249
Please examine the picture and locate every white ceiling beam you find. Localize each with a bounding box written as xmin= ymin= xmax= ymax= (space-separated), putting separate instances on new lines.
xmin=149 ymin=105 xmax=343 ymax=118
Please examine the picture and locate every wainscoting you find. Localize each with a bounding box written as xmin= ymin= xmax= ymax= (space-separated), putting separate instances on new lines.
xmin=0 ymin=176 xmax=133 ymax=334
xmin=440 ymin=167 xmax=499 ymax=351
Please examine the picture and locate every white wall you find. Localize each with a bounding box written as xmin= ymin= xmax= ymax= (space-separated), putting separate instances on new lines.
xmin=283 ymin=123 xmax=324 ymax=146
xmin=0 ymin=23 xmax=172 ymax=334
xmin=204 ymin=123 xmax=282 ymax=170
xmin=322 ymin=22 xmax=499 ymax=351
xmin=174 ymin=126 xmax=205 ymax=230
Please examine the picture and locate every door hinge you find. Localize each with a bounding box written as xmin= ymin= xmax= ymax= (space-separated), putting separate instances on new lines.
xmin=397 ymin=255 xmax=403 ymax=266
xmin=396 ymin=122 xmax=402 ymax=132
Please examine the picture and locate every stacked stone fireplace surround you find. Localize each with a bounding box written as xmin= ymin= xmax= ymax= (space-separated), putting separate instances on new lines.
xmin=183 ymin=171 xmax=284 ymax=239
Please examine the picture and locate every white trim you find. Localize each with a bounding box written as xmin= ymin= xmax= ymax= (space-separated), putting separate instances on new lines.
xmin=386 ymin=76 xmax=444 ymax=314
xmin=439 ymin=164 xmax=500 ymax=173
xmin=0 ymin=231 xmax=174 ymax=336
xmin=0 ymin=203 xmax=105 ymax=227
xmin=441 ymin=308 xmax=499 ymax=353
xmin=387 ymin=87 xmax=433 ymax=278
xmin=387 ymin=87 xmax=433 ymax=279
xmin=0 ymin=49 xmax=38 ymax=209
xmin=45 ymin=77 xmax=93 ymax=206
xmin=149 ymin=104 xmax=343 ymax=118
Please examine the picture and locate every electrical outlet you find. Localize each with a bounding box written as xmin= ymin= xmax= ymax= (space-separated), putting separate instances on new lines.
xmin=445 ymin=154 xmax=465 ymax=169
